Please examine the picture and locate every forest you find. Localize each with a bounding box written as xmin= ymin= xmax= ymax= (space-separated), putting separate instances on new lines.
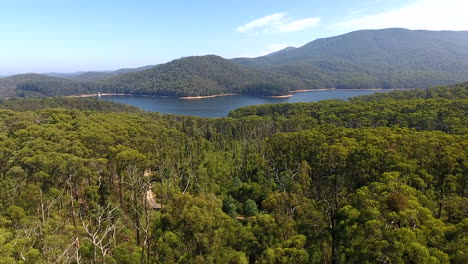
xmin=0 ymin=84 xmax=466 ymax=263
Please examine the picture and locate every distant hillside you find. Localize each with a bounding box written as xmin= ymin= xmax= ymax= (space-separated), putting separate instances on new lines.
xmin=233 ymin=28 xmax=468 ymax=89
xmin=44 ymin=72 xmax=85 ymax=79
xmin=68 ymin=65 xmax=155 ymax=81
xmin=0 ymin=74 xmax=93 ymax=97
xmin=112 ymin=65 xmax=155 ymax=75
xmin=94 ymin=55 xmax=302 ymax=96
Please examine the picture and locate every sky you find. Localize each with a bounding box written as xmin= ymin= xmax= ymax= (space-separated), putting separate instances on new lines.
xmin=1 ymin=0 xmax=467 ymax=75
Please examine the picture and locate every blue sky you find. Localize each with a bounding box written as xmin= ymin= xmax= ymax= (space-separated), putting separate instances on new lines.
xmin=0 ymin=0 xmax=467 ymax=74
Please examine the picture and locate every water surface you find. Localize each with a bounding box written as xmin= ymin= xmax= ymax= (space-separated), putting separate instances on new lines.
xmin=101 ymin=90 xmax=390 ymax=117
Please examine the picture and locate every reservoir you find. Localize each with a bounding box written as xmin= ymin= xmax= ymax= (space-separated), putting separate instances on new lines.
xmin=101 ymin=89 xmax=391 ymax=117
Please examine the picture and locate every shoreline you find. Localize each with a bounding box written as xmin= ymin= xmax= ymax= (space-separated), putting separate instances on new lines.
xmin=291 ymin=88 xmax=336 ymax=93
xmin=290 ymin=88 xmax=404 ymax=92
xmin=66 ymin=93 xmax=131 ymax=98
xmin=334 ymin=88 xmax=402 ymax=91
xmin=179 ymin=93 xmax=239 ymax=100
xmin=66 ymin=88 xmax=401 ymax=99
xmin=264 ymin=94 xmax=293 ymax=98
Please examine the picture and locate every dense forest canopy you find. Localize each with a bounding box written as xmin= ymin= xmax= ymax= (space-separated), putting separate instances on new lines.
xmin=229 ymin=83 xmax=468 ymax=135
xmin=0 ymin=97 xmax=143 ymax=113
xmin=0 ymin=84 xmax=466 ymax=263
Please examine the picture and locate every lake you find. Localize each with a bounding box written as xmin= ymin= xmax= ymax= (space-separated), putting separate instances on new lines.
xmin=100 ymin=89 xmax=390 ymax=117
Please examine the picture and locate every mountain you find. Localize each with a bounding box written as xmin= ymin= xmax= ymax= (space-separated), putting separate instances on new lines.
xmin=233 ymin=28 xmax=468 ymax=89
xmin=4 ymin=28 xmax=468 ymax=97
xmin=93 ymin=55 xmax=302 ymax=96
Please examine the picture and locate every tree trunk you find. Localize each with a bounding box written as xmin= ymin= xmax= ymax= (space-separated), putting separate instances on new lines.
xmin=331 ymin=213 xmax=339 ymax=264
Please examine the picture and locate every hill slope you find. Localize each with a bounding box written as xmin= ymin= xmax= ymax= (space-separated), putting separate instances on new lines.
xmin=94 ymin=55 xmax=301 ymax=96
xmin=233 ymin=28 xmax=468 ymax=89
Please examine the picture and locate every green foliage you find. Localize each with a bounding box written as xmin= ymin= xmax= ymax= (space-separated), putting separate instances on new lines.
xmin=351 ymin=82 xmax=468 ymax=102
xmin=244 ymin=199 xmax=259 ymax=216
xmin=223 ymin=195 xmax=239 ymax=218
xmin=0 ymin=97 xmax=142 ymax=112
xmin=229 ymin=84 xmax=468 ymax=135
xmin=0 ymin=85 xmax=465 ymax=263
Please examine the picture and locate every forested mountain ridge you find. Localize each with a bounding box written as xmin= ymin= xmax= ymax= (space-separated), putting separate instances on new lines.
xmin=0 ymin=84 xmax=466 ymax=263
xmin=92 ymin=55 xmax=302 ymax=97
xmin=233 ymin=28 xmax=468 ymax=89
xmin=2 ymin=56 xmax=304 ymax=97
xmin=234 ymin=28 xmax=468 ymax=67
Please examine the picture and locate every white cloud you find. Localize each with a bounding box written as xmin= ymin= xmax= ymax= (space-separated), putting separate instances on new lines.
xmin=336 ymin=0 xmax=468 ymax=32
xmin=237 ymin=13 xmax=320 ymax=33
xmin=237 ymin=13 xmax=286 ymax=32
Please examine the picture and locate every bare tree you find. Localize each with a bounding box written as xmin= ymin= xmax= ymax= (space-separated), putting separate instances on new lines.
xmin=80 ymin=203 xmax=120 ymax=264
xmin=123 ymin=166 xmax=155 ymax=263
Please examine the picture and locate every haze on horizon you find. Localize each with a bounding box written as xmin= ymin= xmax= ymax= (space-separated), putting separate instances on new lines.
xmin=1 ymin=0 xmax=467 ymax=75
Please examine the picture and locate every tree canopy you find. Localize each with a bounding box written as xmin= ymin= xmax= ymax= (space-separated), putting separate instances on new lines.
xmin=0 ymin=84 xmax=466 ymax=263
